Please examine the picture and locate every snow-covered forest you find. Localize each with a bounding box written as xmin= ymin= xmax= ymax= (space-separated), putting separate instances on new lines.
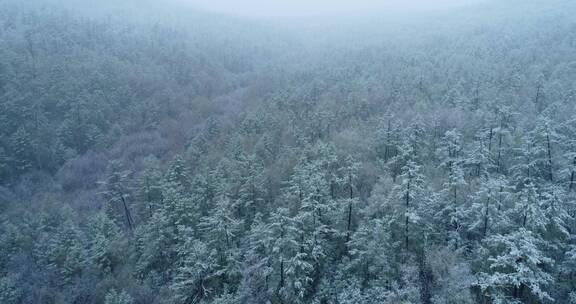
xmin=1 ymin=0 xmax=576 ymax=303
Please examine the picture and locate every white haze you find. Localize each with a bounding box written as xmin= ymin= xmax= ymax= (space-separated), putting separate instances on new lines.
xmin=183 ymin=0 xmax=486 ymax=17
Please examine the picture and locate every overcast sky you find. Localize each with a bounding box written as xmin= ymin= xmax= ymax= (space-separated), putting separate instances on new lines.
xmin=183 ymin=0 xmax=485 ymax=17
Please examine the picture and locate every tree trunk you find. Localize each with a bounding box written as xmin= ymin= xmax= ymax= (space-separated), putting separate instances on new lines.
xmin=146 ymin=177 xmax=153 ymax=218
xmin=25 ymin=32 xmax=37 ymax=77
xmin=482 ymin=193 xmax=490 ymax=238
xmin=384 ymin=120 xmax=391 ymax=162
xmin=346 ymin=174 xmax=354 ymax=245
xmin=546 ymin=132 xmax=554 ymax=182
xmin=570 ymin=157 xmax=576 ymax=191
xmin=473 ymin=82 xmax=480 ymax=110
xmin=279 ymin=258 xmax=285 ymax=288
xmin=488 ymin=127 xmax=493 ymax=152
xmin=405 ymin=176 xmax=411 ymax=250
xmin=120 ymin=195 xmax=134 ymax=232
xmin=496 ymin=130 xmax=503 ymax=173
xmin=418 ymin=252 xmax=433 ymax=304
xmin=535 ymin=84 xmax=543 ymax=112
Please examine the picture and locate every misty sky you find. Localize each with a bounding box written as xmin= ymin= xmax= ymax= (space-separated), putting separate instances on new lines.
xmin=184 ymin=0 xmax=486 ymax=17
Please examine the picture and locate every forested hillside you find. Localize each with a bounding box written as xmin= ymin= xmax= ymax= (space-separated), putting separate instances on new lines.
xmin=1 ymin=0 xmax=576 ymax=303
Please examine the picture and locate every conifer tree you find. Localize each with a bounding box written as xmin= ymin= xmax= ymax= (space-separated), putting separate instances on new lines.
xmin=392 ymin=158 xmax=427 ymax=252
xmin=101 ymin=161 xmax=135 ymax=232
xmin=436 ymin=130 xmax=468 ymax=248
xmin=466 ymin=176 xmax=511 ymax=239
xmin=136 ymin=157 xmax=164 ymax=221
xmin=171 ymin=229 xmax=218 ymax=304
xmin=478 ymin=228 xmax=554 ymax=303
xmin=339 ymin=155 xmax=361 ymax=252
xmin=0 ymin=276 xmax=21 ymax=304
xmin=104 ymin=289 xmax=134 ymax=304
xmin=87 ymin=211 xmax=125 ymax=275
xmin=10 ymin=127 xmax=35 ymax=174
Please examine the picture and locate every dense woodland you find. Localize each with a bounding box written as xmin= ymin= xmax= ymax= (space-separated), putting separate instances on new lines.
xmin=1 ymin=0 xmax=576 ymax=303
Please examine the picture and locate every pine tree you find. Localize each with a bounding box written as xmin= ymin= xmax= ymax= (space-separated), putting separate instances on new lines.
xmin=264 ymin=208 xmax=313 ymax=303
xmin=512 ymin=117 xmax=558 ymax=184
xmin=338 ymin=155 xmax=361 ymax=253
xmin=0 ymin=146 xmax=11 ymax=183
xmin=136 ymin=157 xmax=163 ymax=221
xmin=531 ymin=116 xmax=558 ymax=183
xmin=101 ymin=161 xmax=135 ymax=232
xmin=190 ymin=167 xmax=222 ymax=218
xmin=265 ymin=208 xmax=294 ymax=297
xmin=233 ymin=153 xmax=266 ymax=227
xmin=200 ymin=195 xmax=241 ymax=254
xmin=104 ymin=289 xmax=134 ymax=304
xmin=563 ymin=244 xmax=576 ymax=301
xmin=478 ymin=228 xmax=554 ymax=303
xmin=347 ymin=218 xmax=392 ymax=287
xmin=135 ymin=180 xmax=199 ymax=282
xmin=375 ymin=116 xmax=400 ymax=163
xmin=558 ymin=118 xmax=576 ymax=191
xmin=283 ymin=215 xmax=314 ymax=303
xmin=280 ymin=143 xmax=340 ymax=300
xmin=9 ymin=127 xmax=36 ymax=174
xmin=436 ymin=130 xmax=468 ymax=248
xmin=511 ymin=132 xmax=544 ymax=183
xmin=135 ymin=206 xmax=178 ymax=284
xmin=239 ymin=213 xmax=275 ymax=303
xmin=391 ymin=158 xmax=427 ymax=252
xmin=34 ymin=214 xmax=85 ymax=287
xmin=492 ymin=106 xmax=514 ymax=174
xmin=0 ymin=276 xmax=21 ymax=304
xmin=199 ymin=194 xmax=242 ymax=287
xmin=162 ymin=181 xmax=198 ymax=229
xmin=87 ymin=211 xmax=125 ymax=275
xmin=388 ymin=125 xmax=426 ymax=182
xmin=164 ymin=155 xmax=191 ymax=192
xmin=465 ymin=130 xmax=492 ymax=180
xmin=540 ymin=184 xmax=572 ymax=243
xmin=171 ymin=229 xmax=218 ymax=304
xmin=512 ymin=181 xmax=548 ymax=233
xmin=466 ymin=176 xmax=512 ymax=239
xmin=477 ymin=179 xmax=558 ymax=302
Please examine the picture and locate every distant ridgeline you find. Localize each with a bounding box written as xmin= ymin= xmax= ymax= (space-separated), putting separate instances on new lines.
xmin=0 ymin=0 xmax=576 ymax=304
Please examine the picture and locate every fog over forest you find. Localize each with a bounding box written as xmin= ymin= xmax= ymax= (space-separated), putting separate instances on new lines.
xmin=1 ymin=0 xmax=576 ymax=303
xmin=185 ymin=0 xmax=484 ymax=17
